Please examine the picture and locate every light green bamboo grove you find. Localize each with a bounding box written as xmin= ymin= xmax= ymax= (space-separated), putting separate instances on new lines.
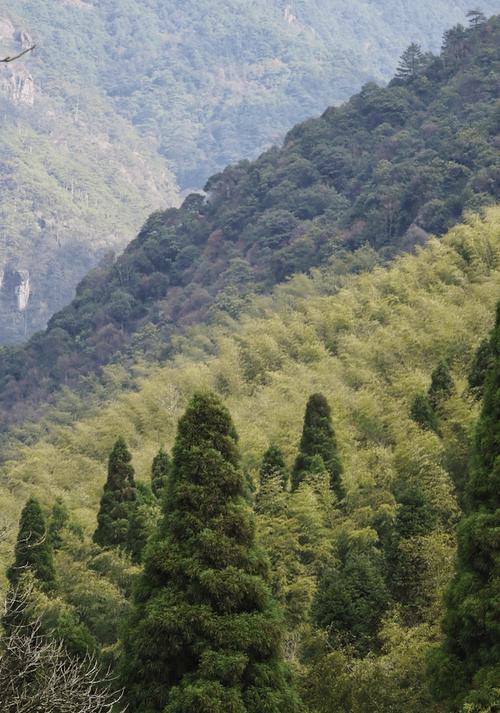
xmin=0 ymin=208 xmax=500 ymax=710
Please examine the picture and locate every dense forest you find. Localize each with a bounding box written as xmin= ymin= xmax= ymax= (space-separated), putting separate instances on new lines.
xmin=1 ymin=10 xmax=500 ymax=713
xmin=1 ymin=206 xmax=499 ymax=711
xmin=0 ymin=1 xmax=497 ymax=343
xmin=0 ymin=12 xmax=498 ymax=429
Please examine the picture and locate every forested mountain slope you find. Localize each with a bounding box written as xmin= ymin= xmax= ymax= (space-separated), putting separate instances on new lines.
xmin=0 ymin=14 xmax=498 ymax=429
xmin=0 ymin=1 xmax=498 ymax=343
xmin=0 ymin=208 xmax=499 ymax=710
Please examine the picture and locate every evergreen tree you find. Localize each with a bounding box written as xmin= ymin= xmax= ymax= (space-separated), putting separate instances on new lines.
xmin=7 ymin=497 xmax=55 ymax=589
xmin=428 ymin=361 xmax=454 ymax=411
xmin=93 ymin=437 xmax=137 ymax=549
xmin=396 ymin=43 xmax=425 ymax=80
xmin=292 ymin=393 xmax=344 ymax=498
xmin=48 ymin=496 xmax=69 ymax=551
xmin=121 ymin=392 xmax=301 ymax=713
xmin=429 ymin=302 xmax=500 ymax=710
xmin=386 ymin=487 xmax=437 ymax=624
xmin=410 ymin=393 xmax=438 ymax=431
xmin=467 ymin=9 xmax=487 ymax=29
xmin=259 ymin=445 xmax=289 ymax=490
xmin=151 ymin=447 xmax=171 ymax=498
xmin=126 ymin=483 xmax=160 ymax=564
xmin=468 ymin=338 xmax=493 ymax=398
xmin=312 ymin=542 xmax=389 ymax=655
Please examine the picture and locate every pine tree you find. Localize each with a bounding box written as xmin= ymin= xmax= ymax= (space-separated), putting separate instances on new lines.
xmin=121 ymin=392 xmax=301 ymax=713
xmin=259 ymin=445 xmax=289 ymax=490
xmin=7 ymin=497 xmax=55 ymax=589
xmin=467 ymin=9 xmax=486 ymax=30
xmin=93 ymin=437 xmax=137 ymax=549
xmin=428 ymin=361 xmax=454 ymax=411
xmin=292 ymin=393 xmax=344 ymax=498
xmin=429 ymin=302 xmax=500 ymax=710
xmin=151 ymin=447 xmax=171 ymax=498
xmin=396 ymin=42 xmax=425 ymax=80
xmin=48 ymin=496 xmax=69 ymax=550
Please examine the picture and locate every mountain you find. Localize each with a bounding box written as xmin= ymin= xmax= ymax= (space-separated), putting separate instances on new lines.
xmin=0 ymin=13 xmax=498 ymax=430
xmin=0 ymin=1 xmax=498 ymax=343
xmin=0 ymin=207 xmax=499 ymax=709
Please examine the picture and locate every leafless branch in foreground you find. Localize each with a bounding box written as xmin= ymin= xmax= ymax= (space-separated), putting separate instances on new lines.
xmin=0 ymin=45 xmax=36 ymax=64
xmin=1 ymin=587 xmax=126 ymax=713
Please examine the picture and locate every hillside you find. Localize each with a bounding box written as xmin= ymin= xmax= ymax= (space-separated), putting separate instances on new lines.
xmin=0 ymin=208 xmax=499 ymax=710
xmin=0 ymin=1 xmax=498 ymax=343
xmin=0 ymin=13 xmax=498 ymax=429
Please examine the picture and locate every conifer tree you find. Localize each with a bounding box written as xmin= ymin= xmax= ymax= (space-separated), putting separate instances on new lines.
xmin=313 ymin=542 xmax=389 ymax=655
xmin=292 ymin=393 xmax=344 ymax=498
xmin=8 ymin=497 xmax=55 ymax=589
xmin=396 ymin=42 xmax=425 ymax=80
xmin=259 ymin=445 xmax=289 ymax=490
xmin=429 ymin=302 xmax=500 ymax=710
xmin=468 ymin=338 xmax=493 ymax=398
xmin=126 ymin=483 xmax=160 ymax=564
xmin=410 ymin=393 xmax=438 ymax=432
xmin=48 ymin=496 xmax=69 ymax=550
xmin=121 ymin=392 xmax=301 ymax=713
xmin=467 ymin=9 xmax=486 ymax=29
xmin=428 ymin=361 xmax=454 ymax=411
xmin=151 ymin=447 xmax=171 ymax=498
xmin=93 ymin=437 xmax=137 ymax=549
xmin=386 ymin=487 xmax=437 ymax=623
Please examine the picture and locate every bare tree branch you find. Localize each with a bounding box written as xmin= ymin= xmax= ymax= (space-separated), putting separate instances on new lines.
xmin=1 ymin=585 xmax=126 ymax=713
xmin=0 ymin=45 xmax=36 ymax=64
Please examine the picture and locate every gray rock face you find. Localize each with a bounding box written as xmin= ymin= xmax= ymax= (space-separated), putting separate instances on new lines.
xmin=1 ymin=266 xmax=30 ymax=311
xmin=0 ymin=65 xmax=35 ymax=105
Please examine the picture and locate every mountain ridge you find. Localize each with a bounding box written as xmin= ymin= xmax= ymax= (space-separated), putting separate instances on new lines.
xmin=0 ymin=0 xmax=498 ymax=343
xmin=0 ymin=12 xmax=498 ymax=431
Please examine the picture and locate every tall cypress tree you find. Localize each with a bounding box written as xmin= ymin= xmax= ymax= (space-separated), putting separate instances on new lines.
xmin=259 ymin=445 xmax=289 ymax=490
xmin=121 ymin=392 xmax=300 ymax=713
xmin=93 ymin=437 xmax=137 ymax=549
xmin=430 ymin=303 xmax=500 ymax=710
xmin=7 ymin=497 xmax=55 ymax=589
xmin=151 ymin=447 xmax=171 ymax=498
xmin=292 ymin=393 xmax=344 ymax=498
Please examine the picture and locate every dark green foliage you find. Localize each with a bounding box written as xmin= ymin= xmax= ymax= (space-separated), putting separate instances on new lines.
xmin=48 ymin=497 xmax=70 ymax=551
xmin=93 ymin=437 xmax=137 ymax=550
xmin=428 ymin=361 xmax=454 ymax=411
xmin=121 ymin=392 xmax=301 ymax=713
xmin=467 ymin=9 xmax=487 ymax=28
xmin=292 ymin=393 xmax=344 ymax=498
xmin=1 ymin=16 xmax=500 ymax=431
xmin=411 ymin=362 xmax=454 ymax=431
xmin=7 ymin=497 xmax=55 ymax=590
xmin=429 ymin=301 xmax=500 ymax=709
xmin=395 ymin=43 xmax=426 ymax=80
xmin=259 ymin=445 xmax=289 ymax=490
xmin=410 ymin=393 xmax=439 ymax=431
xmin=468 ymin=338 xmax=493 ymax=398
xmin=312 ymin=544 xmax=390 ymax=655
xmin=126 ymin=483 xmax=160 ymax=564
xmin=151 ymin=448 xmax=171 ymax=498
xmin=386 ymin=488 xmax=438 ymax=623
